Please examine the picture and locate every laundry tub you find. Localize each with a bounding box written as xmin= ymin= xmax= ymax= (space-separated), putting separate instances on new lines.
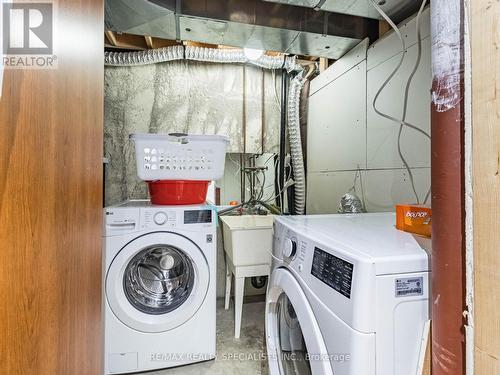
xmin=219 ymin=214 xmax=275 ymax=338
xmin=220 ymin=214 xmax=274 ymax=267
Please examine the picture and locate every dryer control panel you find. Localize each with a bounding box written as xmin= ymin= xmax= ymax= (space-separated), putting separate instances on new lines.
xmin=311 ymin=247 xmax=354 ymax=299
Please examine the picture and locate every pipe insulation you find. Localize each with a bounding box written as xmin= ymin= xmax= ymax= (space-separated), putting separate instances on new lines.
xmin=105 ymin=45 xmax=309 ymax=215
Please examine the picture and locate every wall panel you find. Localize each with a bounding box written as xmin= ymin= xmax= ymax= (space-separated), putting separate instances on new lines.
xmin=306 ymin=8 xmax=431 ymax=213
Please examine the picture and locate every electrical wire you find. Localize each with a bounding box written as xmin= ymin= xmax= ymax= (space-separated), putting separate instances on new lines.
xmin=263 ymin=183 xmax=290 ymax=204
xmin=263 ymin=163 xmax=293 ymax=203
xmin=272 ymin=70 xmax=281 ymax=110
xmin=397 ymin=0 xmax=428 ymax=204
xmin=359 ymin=168 xmax=367 ymax=211
xmin=402 ymin=0 xmax=431 ymax=204
xmin=369 ymin=0 xmax=430 ymax=204
xmin=352 ymin=165 xmax=367 ymax=212
xmin=227 ymin=153 xmax=241 ymax=177
xmin=259 ymin=169 xmax=266 ymax=201
xmin=263 ymin=153 xmax=276 ymax=166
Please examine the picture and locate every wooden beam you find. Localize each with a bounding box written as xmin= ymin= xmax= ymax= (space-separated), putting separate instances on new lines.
xmin=105 ymin=30 xmax=118 ymax=46
xmin=297 ymin=55 xmax=319 ymax=61
xmin=104 ymin=31 xmax=148 ymax=50
xmin=379 ymin=20 xmax=391 ymax=38
xmin=319 ymin=57 xmax=329 ymax=73
xmin=144 ymin=35 xmax=154 ymax=49
xmin=183 ymin=40 xmax=219 ymax=49
xmin=471 ymin=0 xmax=500 ymax=373
xmin=153 ymin=38 xmax=183 ymax=49
xmin=422 ymin=323 xmax=432 ymax=375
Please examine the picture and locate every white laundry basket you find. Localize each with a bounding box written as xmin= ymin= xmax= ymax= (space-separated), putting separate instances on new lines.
xmin=130 ymin=133 xmax=230 ymax=181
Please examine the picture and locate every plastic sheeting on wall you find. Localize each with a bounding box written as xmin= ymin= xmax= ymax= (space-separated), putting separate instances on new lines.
xmin=104 ymin=60 xmax=282 ymax=205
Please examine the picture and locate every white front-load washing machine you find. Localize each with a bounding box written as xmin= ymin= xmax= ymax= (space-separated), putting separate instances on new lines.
xmin=266 ymin=213 xmax=430 ymax=375
xmin=103 ymin=200 xmax=216 ymax=374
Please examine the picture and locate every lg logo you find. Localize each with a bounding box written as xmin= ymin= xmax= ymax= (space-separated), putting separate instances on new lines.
xmin=3 ymin=2 xmax=53 ymax=54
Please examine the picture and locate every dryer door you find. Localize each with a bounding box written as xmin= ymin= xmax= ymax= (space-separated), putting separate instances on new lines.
xmin=106 ymin=231 xmax=209 ymax=333
xmin=266 ymin=268 xmax=334 ymax=375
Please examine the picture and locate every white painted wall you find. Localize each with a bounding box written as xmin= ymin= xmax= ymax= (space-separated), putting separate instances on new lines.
xmin=307 ymin=8 xmax=431 ymax=214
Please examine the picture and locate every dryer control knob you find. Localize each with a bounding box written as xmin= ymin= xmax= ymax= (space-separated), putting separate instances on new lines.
xmin=154 ymin=212 xmax=168 ymax=225
xmin=283 ymin=238 xmax=297 ymax=260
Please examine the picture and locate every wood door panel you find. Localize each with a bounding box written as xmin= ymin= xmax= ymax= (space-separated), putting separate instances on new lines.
xmin=0 ymin=0 xmax=104 ymax=374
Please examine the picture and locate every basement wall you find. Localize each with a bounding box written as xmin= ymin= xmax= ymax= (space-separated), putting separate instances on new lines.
xmin=306 ymin=8 xmax=431 ymax=213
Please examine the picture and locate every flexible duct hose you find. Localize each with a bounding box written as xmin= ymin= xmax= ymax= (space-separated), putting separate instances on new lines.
xmin=105 ymin=45 xmax=185 ymax=66
xmin=105 ymin=45 xmax=301 ymax=72
xmin=287 ymin=72 xmax=307 ymax=215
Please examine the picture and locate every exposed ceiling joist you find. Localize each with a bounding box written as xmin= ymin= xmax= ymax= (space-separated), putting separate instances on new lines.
xmin=105 ymin=30 xmax=118 ymax=46
xmin=144 ymin=35 xmax=154 ymax=49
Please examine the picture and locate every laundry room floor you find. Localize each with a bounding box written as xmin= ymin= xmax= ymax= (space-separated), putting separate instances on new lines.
xmin=148 ymin=298 xmax=268 ymax=375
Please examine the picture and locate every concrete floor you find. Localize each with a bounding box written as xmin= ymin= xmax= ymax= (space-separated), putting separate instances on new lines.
xmin=147 ymin=298 xmax=269 ymax=375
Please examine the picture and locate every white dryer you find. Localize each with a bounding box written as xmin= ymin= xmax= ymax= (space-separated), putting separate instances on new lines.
xmin=266 ymin=213 xmax=430 ymax=375
xmin=103 ymin=200 xmax=216 ymax=374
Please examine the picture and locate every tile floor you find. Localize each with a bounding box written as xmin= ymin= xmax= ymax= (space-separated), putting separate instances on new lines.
xmin=149 ymin=298 xmax=268 ymax=375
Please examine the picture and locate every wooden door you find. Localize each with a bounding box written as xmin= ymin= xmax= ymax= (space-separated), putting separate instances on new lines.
xmin=0 ymin=0 xmax=104 ymax=374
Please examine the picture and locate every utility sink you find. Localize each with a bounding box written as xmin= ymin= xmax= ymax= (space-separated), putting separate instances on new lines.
xmin=220 ymin=215 xmax=275 ymax=267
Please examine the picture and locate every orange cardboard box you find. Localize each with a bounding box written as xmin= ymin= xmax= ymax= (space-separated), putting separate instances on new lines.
xmin=396 ymin=204 xmax=432 ymax=238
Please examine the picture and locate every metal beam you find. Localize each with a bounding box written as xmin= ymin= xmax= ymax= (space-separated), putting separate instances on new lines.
xmin=176 ymin=0 xmax=378 ymax=40
xmin=106 ymin=0 xmax=378 ymax=59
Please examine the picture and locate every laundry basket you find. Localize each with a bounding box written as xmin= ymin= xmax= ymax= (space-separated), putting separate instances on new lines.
xmin=130 ymin=133 xmax=229 ymax=181
xmin=130 ymin=133 xmax=229 ymax=205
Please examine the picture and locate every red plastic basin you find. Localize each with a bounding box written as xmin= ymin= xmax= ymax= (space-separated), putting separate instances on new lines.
xmin=148 ymin=180 xmax=209 ymax=205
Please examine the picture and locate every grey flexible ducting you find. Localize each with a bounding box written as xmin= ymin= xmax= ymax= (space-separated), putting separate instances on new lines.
xmin=287 ymin=72 xmax=307 ymax=215
xmin=286 ymin=64 xmax=315 ymax=215
xmin=105 ymin=45 xmax=302 ymax=73
xmin=105 ymin=45 xmax=185 ymax=66
xmin=105 ymin=45 xmax=308 ymax=214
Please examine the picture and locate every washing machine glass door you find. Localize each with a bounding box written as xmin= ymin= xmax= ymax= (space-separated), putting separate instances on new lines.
xmin=266 ymin=268 xmax=333 ymax=375
xmin=106 ymin=232 xmax=209 ymax=333
xmin=123 ymin=244 xmax=194 ymax=315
